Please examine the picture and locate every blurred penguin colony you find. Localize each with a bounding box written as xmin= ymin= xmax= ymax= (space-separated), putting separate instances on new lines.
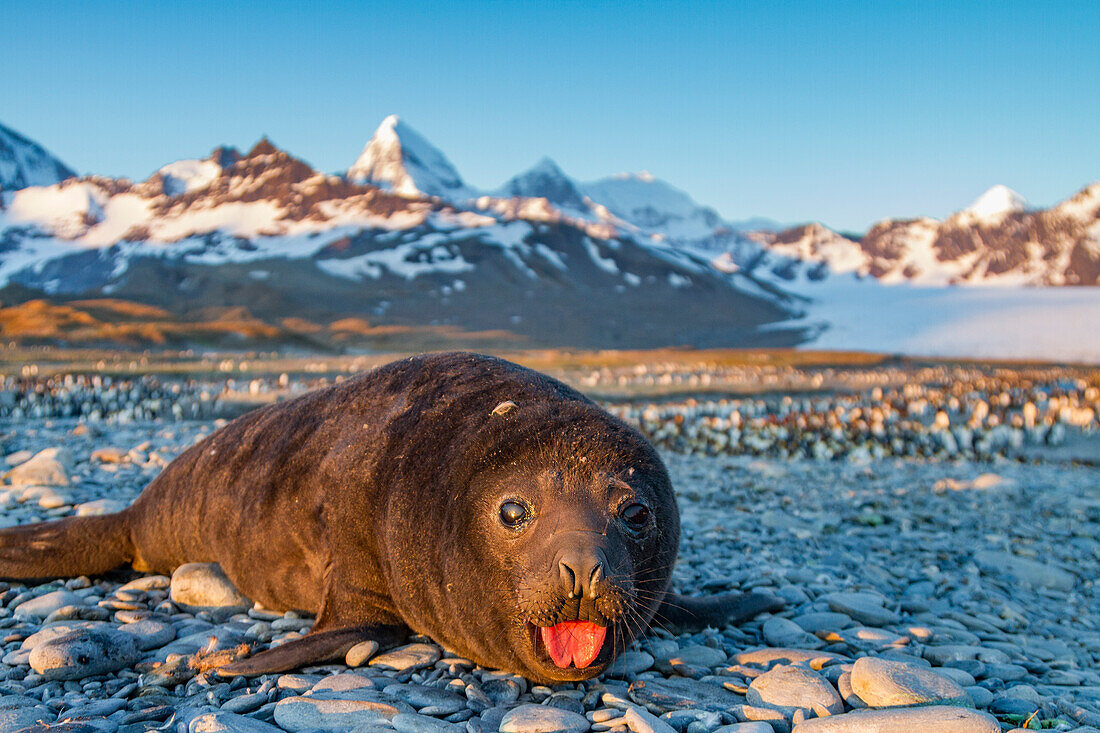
xmin=1 ymin=362 xmax=1097 ymax=461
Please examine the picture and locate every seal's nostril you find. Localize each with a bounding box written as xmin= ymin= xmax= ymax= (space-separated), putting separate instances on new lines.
xmin=560 ymin=559 xmax=581 ymax=598
xmin=588 ymin=562 xmax=604 ymax=597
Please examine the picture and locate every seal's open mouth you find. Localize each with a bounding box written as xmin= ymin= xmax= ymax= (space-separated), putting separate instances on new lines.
xmin=538 ymin=621 xmax=607 ymax=668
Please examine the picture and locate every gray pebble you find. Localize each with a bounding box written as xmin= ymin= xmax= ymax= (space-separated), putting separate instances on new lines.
xmin=28 ymin=629 xmax=140 ymax=680
xmin=499 ymin=704 xmax=590 ymax=733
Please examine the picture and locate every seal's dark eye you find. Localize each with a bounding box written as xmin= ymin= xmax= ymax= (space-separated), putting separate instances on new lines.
xmin=499 ymin=501 xmax=529 ymax=527
xmin=620 ymin=502 xmax=649 ymax=529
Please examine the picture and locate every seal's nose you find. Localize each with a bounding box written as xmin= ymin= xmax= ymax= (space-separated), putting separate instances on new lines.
xmin=558 ymin=545 xmax=606 ymax=599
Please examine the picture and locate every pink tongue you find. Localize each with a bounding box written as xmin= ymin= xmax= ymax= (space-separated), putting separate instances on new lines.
xmin=539 ymin=621 xmax=607 ymax=668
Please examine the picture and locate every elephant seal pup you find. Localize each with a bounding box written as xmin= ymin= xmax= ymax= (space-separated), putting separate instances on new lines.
xmin=0 ymin=352 xmax=779 ymax=682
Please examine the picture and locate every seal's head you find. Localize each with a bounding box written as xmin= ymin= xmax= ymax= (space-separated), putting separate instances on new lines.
xmin=435 ymin=399 xmax=680 ymax=683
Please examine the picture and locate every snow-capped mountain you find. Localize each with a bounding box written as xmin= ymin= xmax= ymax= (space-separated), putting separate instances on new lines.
xmin=0 ymin=123 xmax=801 ymax=350
xmin=496 ymin=158 xmax=589 ymax=211
xmin=959 ymin=184 xmax=1028 ymax=224
xmin=582 ymin=172 xmax=724 ymax=242
xmin=741 ymin=184 xmax=1100 ymax=287
xmin=347 ymin=115 xmax=474 ymax=200
xmin=0 ymin=122 xmax=76 ymax=191
xmin=0 ymin=115 xmax=1096 ymax=356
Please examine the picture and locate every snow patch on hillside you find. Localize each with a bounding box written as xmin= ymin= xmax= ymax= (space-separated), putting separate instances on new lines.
xmin=159 ymin=159 xmax=222 ymax=195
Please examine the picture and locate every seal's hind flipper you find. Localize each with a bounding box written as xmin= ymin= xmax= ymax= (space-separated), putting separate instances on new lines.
xmin=0 ymin=514 xmax=134 ymax=582
xmin=656 ymin=591 xmax=784 ymax=631
xmin=217 ymin=624 xmax=409 ymax=677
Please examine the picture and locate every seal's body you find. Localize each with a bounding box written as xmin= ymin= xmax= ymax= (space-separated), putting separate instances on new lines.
xmin=0 ymin=353 xmax=778 ymax=682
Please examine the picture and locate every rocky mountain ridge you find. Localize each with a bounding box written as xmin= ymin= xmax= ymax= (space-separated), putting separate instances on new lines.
xmin=0 ymin=116 xmax=1095 ymax=353
xmin=0 ymin=121 xmax=802 ymax=349
xmin=0 ymin=122 xmax=76 ymax=192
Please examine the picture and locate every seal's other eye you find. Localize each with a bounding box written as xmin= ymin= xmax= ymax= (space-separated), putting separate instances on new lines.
xmin=620 ymin=502 xmax=650 ymax=529
xmin=499 ymin=500 xmax=529 ymax=527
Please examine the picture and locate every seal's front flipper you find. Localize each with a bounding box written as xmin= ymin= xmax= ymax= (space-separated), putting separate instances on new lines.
xmin=656 ymin=591 xmax=783 ymax=631
xmin=217 ymin=624 xmax=409 ymax=677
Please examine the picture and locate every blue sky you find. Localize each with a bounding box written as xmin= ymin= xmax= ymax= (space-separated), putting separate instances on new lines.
xmin=3 ymin=1 xmax=1097 ymax=232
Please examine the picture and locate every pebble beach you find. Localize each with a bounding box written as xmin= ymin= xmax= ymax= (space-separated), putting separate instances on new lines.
xmin=0 ymin=367 xmax=1097 ymax=733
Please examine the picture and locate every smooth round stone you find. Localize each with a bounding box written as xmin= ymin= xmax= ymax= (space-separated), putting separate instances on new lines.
xmin=222 ymin=691 xmax=268 ymax=714
xmin=310 ymin=673 xmax=378 ymax=694
xmin=927 ymin=667 xmax=975 ymax=687
xmin=187 ymin=710 xmax=284 ymax=733
xmin=478 ymin=705 xmax=517 ymax=732
xmin=499 ymin=704 xmax=590 ymax=733
xmin=170 ymin=563 xmax=252 ymax=619
xmin=25 ymin=487 xmax=70 ymax=509
xmin=119 ymin=575 xmax=171 ymax=591
xmin=0 ymin=696 xmax=40 ymax=710
xmin=0 ymin=707 xmax=54 ymax=733
xmin=369 ymin=643 xmax=441 ymax=672
xmin=972 ymin=550 xmax=1075 ymax=591
xmin=763 ymin=618 xmax=825 ymax=650
xmin=836 ymin=672 xmax=866 ymax=709
xmin=922 ymin=646 xmax=1009 ymax=666
xmin=987 ymin=697 xmax=1039 ymax=717
xmin=2 ymin=447 xmax=71 ymax=486
xmin=59 ymin=699 xmax=129 ymax=723
xmin=90 ymin=448 xmax=126 ymax=464
xmin=821 ymin=593 xmax=900 ymax=626
xmin=628 ymin=678 xmax=744 ymax=714
xmin=1 ymin=649 xmax=30 ymax=666
xmin=13 ymin=590 xmax=86 ymax=620
xmin=621 ymin=706 xmax=677 ymax=733
xmin=733 ymin=648 xmax=849 ymax=671
xmin=481 ymin=678 xmax=522 ymax=706
xmin=44 ymin=604 xmax=111 ymax=623
xmin=964 ymin=687 xmax=993 ymax=709
xmin=713 ymin=724 xmax=775 ymax=733
xmin=116 ymin=618 xmax=176 ymax=650
xmin=660 ymin=709 xmax=722 ymax=733
xmin=29 ymin=628 xmax=140 ymax=680
xmin=790 ymin=706 xmax=1000 ymax=732
xmin=2 ymin=449 xmax=33 ymax=466
xmin=667 ymin=645 xmax=728 ymax=668
xmin=822 ymin=628 xmax=909 ymax=648
xmin=74 ymin=499 xmax=128 ymax=516
xmin=791 ymin=613 xmax=853 ymax=634
xmin=274 ymin=694 xmax=414 ymax=732
xmin=383 ymin=684 xmax=467 ymax=716
xmin=993 ymin=685 xmax=1041 ymax=705
xmin=980 ymin=663 xmax=1027 ymax=682
xmin=346 ymin=640 xmax=380 ymax=667
xmin=21 ymin=621 xmax=111 ymax=650
xmin=606 ymin=651 xmax=655 ymax=678
xmin=13 ymin=724 xmax=98 ymax=733
xmin=850 ymin=657 xmax=970 ymax=708
xmin=746 ymin=664 xmax=843 ymax=718
xmin=276 ymin=674 xmax=323 ymax=693
xmin=392 ymin=712 xmax=461 ymax=733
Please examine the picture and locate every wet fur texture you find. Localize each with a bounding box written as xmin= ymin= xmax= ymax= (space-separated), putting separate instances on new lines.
xmin=0 ymin=352 xmax=780 ymax=681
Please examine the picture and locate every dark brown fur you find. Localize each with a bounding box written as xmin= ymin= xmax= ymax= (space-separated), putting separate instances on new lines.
xmin=0 ymin=352 xmax=779 ymax=681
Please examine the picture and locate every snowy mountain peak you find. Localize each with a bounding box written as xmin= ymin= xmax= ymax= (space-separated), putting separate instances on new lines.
xmin=497 ymin=157 xmax=586 ymax=210
xmin=212 ymin=146 xmax=243 ymax=168
xmin=582 ymin=171 xmax=722 ymax=238
xmin=960 ymin=185 xmax=1028 ymax=223
xmin=247 ymin=137 xmax=281 ymax=159
xmin=347 ymin=115 xmax=472 ymax=200
xmin=0 ymin=121 xmax=77 ymax=191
